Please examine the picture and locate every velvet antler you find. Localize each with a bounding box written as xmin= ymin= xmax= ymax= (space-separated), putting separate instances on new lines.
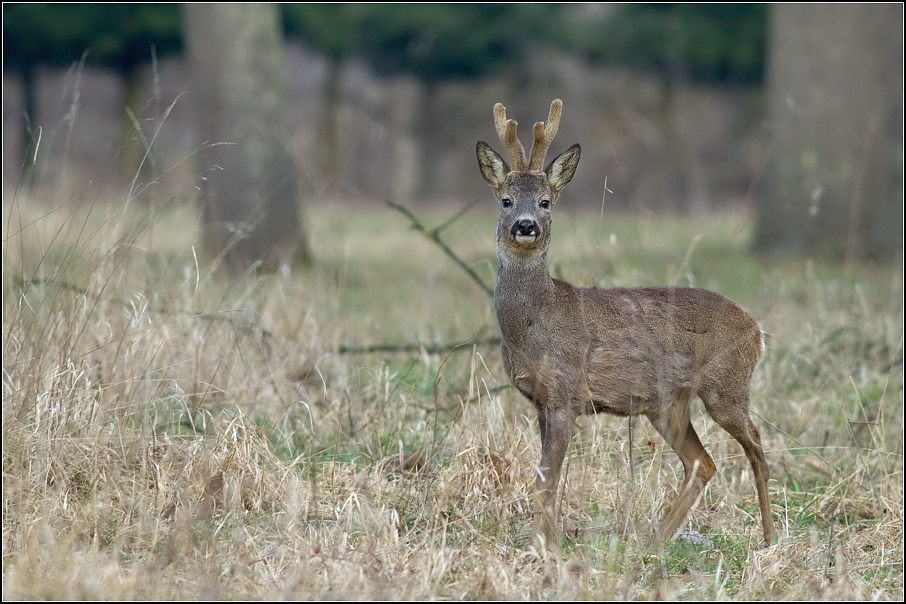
xmin=493 ymin=102 xmax=528 ymax=171
xmin=492 ymin=100 xmax=563 ymax=172
xmin=528 ymin=99 xmax=562 ymax=171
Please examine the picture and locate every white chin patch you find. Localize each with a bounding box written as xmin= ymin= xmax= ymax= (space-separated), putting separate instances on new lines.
xmin=514 ymin=234 xmax=538 ymax=245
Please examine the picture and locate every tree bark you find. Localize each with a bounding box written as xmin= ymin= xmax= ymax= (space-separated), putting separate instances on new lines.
xmin=756 ymin=4 xmax=903 ymax=261
xmin=318 ymin=55 xmax=342 ymax=200
xmin=184 ymin=3 xmax=310 ymax=273
xmin=416 ymin=80 xmax=438 ymax=203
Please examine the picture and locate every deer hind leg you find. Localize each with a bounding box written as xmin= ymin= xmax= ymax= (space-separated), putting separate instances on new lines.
xmin=701 ymin=388 xmax=776 ymax=544
xmin=534 ymin=404 xmax=577 ymax=549
xmin=647 ymin=388 xmax=716 ymax=542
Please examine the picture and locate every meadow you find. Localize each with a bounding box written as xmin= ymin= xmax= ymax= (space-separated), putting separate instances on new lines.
xmin=2 ymin=192 xmax=902 ymax=599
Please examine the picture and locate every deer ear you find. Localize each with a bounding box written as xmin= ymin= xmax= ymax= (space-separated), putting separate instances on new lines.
xmin=546 ymin=144 xmax=580 ymax=192
xmin=476 ymin=141 xmax=509 ymax=190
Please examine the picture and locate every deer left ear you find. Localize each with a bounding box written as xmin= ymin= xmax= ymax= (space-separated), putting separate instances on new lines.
xmin=546 ymin=144 xmax=580 ymax=192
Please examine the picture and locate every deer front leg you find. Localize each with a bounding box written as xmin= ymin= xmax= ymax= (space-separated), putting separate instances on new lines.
xmin=534 ymin=404 xmax=577 ymax=549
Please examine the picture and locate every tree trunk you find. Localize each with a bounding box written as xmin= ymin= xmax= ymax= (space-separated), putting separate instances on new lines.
xmin=416 ymin=80 xmax=438 ymax=203
xmin=390 ymin=76 xmax=419 ymax=205
xmin=120 ymin=68 xmax=154 ymax=198
xmin=19 ymin=66 xmax=37 ymax=190
xmin=184 ymin=3 xmax=310 ymax=273
xmin=318 ymin=55 xmax=342 ymax=200
xmin=756 ymin=4 xmax=903 ymax=261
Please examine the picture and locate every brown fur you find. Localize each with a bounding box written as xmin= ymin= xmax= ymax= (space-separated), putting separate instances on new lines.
xmin=476 ymin=99 xmax=776 ymax=548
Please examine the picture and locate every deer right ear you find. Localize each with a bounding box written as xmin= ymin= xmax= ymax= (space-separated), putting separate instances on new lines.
xmin=546 ymin=143 xmax=580 ymax=192
xmin=476 ymin=141 xmax=509 ymax=191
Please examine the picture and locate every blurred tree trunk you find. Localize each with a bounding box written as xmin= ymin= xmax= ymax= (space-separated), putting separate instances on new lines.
xmin=390 ymin=76 xmax=419 ymax=205
xmin=184 ymin=3 xmax=310 ymax=272
xmin=319 ymin=55 xmax=342 ymax=199
xmin=416 ymin=80 xmax=438 ymax=203
xmin=120 ymin=68 xmax=153 ymax=198
xmin=756 ymin=4 xmax=903 ymax=261
xmin=16 ymin=66 xmax=37 ymax=190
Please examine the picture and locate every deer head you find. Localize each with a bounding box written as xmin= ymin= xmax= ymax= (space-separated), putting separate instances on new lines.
xmin=476 ymin=99 xmax=581 ymax=258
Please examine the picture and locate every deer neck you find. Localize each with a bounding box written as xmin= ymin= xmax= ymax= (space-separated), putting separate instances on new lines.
xmin=494 ymin=245 xmax=554 ymax=343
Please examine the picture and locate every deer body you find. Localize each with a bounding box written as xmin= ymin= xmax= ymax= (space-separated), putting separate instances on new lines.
xmin=478 ymin=99 xmax=776 ymax=547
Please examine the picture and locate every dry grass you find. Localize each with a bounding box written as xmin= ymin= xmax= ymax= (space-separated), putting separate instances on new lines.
xmin=2 ymin=192 xmax=903 ymax=600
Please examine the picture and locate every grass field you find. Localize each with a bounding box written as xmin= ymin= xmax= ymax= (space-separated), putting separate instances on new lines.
xmin=2 ymin=193 xmax=903 ymax=599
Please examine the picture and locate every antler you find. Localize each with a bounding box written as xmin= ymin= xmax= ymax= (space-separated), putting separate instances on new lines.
xmin=492 ymin=100 xmax=563 ymax=172
xmin=493 ymin=103 xmax=528 ymax=171
xmin=528 ymin=99 xmax=562 ymax=170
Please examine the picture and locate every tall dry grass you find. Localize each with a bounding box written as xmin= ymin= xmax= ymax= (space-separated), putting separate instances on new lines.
xmin=2 ymin=189 xmax=902 ymax=599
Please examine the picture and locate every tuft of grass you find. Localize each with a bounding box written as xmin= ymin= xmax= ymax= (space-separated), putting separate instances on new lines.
xmin=2 ymin=191 xmax=902 ymax=599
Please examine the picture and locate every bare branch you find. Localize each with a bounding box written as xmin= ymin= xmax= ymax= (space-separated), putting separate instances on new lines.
xmin=386 ymin=200 xmax=494 ymax=298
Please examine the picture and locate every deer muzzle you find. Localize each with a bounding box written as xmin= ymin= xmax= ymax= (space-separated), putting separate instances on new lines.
xmin=511 ymin=219 xmax=541 ymax=244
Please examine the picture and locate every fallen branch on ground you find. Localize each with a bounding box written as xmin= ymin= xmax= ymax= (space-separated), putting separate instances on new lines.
xmin=338 ymin=336 xmax=500 ymax=355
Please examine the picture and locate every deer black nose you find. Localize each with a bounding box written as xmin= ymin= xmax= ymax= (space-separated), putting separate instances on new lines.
xmin=511 ymin=219 xmax=538 ymax=237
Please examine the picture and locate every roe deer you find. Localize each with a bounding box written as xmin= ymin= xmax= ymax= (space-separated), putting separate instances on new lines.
xmin=475 ymin=99 xmax=776 ymax=547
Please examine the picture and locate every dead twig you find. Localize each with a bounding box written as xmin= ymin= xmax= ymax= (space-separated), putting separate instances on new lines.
xmin=386 ymin=199 xmax=494 ymax=298
xmin=338 ymin=336 xmax=500 ymax=355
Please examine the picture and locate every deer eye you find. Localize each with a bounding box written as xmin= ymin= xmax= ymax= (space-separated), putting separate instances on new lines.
xmin=501 ymin=198 xmax=513 ymax=208
xmin=539 ymin=199 xmax=551 ymax=209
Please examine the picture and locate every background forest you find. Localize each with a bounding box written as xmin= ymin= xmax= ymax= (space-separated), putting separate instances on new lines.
xmin=4 ymin=3 xmax=901 ymax=261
